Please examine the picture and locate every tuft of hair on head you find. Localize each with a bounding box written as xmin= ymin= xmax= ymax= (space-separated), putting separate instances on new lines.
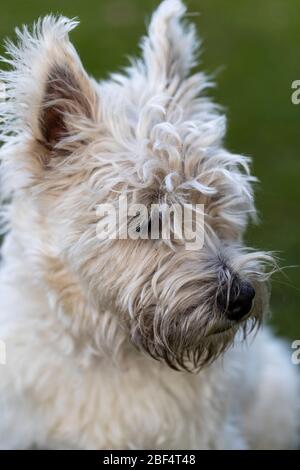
xmin=141 ymin=0 xmax=199 ymax=85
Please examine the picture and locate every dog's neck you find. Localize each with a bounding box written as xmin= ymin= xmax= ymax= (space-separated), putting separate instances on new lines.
xmin=3 ymin=200 xmax=132 ymax=365
xmin=40 ymin=253 xmax=132 ymax=363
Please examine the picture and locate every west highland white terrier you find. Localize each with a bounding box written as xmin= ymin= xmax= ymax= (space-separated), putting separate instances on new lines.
xmin=0 ymin=0 xmax=299 ymax=449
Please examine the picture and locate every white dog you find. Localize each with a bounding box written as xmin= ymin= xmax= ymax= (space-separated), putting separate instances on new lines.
xmin=0 ymin=0 xmax=299 ymax=449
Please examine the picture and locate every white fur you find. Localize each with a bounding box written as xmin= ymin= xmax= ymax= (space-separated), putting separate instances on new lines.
xmin=0 ymin=0 xmax=299 ymax=449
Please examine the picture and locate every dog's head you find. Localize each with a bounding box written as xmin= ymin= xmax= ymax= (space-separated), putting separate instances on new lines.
xmin=0 ymin=0 xmax=273 ymax=371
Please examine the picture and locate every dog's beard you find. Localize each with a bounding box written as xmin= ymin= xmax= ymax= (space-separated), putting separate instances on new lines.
xmin=129 ymin=278 xmax=266 ymax=372
xmin=130 ymin=312 xmax=263 ymax=372
xmin=131 ymin=316 xmax=237 ymax=372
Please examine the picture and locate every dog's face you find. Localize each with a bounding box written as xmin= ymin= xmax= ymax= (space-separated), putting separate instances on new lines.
xmin=0 ymin=0 xmax=272 ymax=371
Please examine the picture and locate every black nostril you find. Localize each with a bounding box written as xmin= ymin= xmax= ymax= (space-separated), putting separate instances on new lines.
xmin=217 ymin=280 xmax=255 ymax=322
xmin=227 ymin=281 xmax=255 ymax=321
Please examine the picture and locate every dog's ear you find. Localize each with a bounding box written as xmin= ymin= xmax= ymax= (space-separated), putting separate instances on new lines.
xmin=141 ymin=0 xmax=199 ymax=85
xmin=1 ymin=16 xmax=99 ymax=154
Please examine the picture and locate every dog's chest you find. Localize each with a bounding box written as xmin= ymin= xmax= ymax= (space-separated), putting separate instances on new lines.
xmin=29 ymin=352 xmax=236 ymax=449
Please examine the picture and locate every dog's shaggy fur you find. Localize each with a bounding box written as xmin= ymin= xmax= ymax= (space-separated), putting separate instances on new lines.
xmin=0 ymin=0 xmax=299 ymax=449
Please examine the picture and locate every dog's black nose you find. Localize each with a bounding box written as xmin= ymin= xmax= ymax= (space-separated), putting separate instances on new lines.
xmin=217 ymin=280 xmax=255 ymax=322
xmin=226 ymin=281 xmax=255 ymax=321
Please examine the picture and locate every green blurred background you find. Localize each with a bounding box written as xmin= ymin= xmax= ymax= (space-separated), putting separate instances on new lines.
xmin=0 ymin=0 xmax=299 ymax=339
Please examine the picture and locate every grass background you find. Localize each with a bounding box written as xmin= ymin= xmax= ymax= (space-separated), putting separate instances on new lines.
xmin=0 ymin=0 xmax=299 ymax=340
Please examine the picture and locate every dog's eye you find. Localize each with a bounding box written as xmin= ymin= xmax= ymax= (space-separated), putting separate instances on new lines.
xmin=147 ymin=213 xmax=162 ymax=238
xmin=134 ymin=212 xmax=162 ymax=237
xmin=135 ymin=211 xmax=141 ymax=233
xmin=135 ymin=219 xmax=150 ymax=234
